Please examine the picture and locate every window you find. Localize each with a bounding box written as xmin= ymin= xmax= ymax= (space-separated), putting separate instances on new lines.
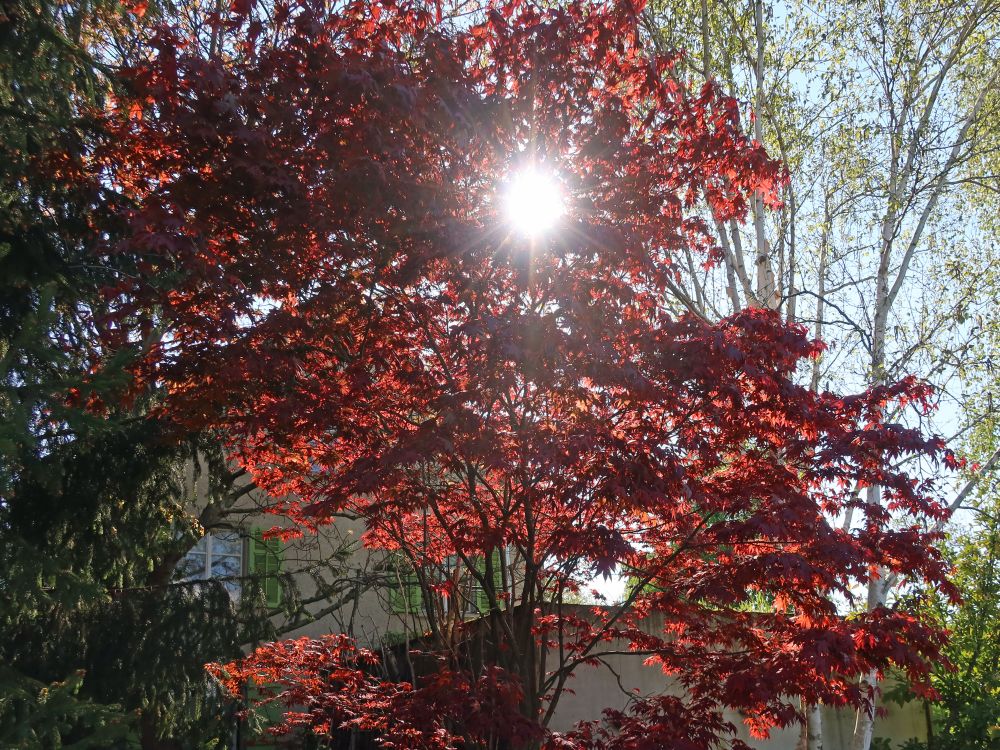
xmin=174 ymin=528 xmax=283 ymax=607
xmin=175 ymin=530 xmax=244 ymax=599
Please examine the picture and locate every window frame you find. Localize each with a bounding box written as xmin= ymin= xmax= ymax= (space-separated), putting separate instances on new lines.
xmin=175 ymin=529 xmax=245 ymax=601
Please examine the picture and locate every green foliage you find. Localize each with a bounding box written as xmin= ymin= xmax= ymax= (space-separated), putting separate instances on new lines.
xmin=920 ymin=514 xmax=1000 ymax=749
xmin=0 ymin=420 xmax=253 ymax=747
xmin=913 ymin=417 xmax=1000 ymax=750
xmin=0 ymin=1 xmax=145 ymax=744
xmin=0 ymin=0 xmax=135 ymax=490
xmin=0 ymin=668 xmax=137 ymax=749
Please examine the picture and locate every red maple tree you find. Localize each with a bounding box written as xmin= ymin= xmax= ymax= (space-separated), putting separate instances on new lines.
xmin=96 ymin=1 xmax=956 ymax=747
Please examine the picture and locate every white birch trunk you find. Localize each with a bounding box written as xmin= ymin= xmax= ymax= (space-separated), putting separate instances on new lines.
xmin=808 ymin=703 xmax=824 ymax=750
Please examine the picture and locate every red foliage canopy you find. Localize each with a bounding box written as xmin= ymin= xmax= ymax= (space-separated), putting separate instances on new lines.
xmin=96 ymin=0 xmax=956 ymax=747
xmin=207 ymin=635 xmax=539 ymax=749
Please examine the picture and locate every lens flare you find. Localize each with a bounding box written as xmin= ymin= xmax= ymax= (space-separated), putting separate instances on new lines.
xmin=503 ymin=168 xmax=565 ymax=237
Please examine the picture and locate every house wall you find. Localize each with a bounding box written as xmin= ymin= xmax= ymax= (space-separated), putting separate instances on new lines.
xmin=179 ymin=459 xmax=408 ymax=644
xmin=344 ymin=596 xmax=927 ymax=749
xmin=277 ymin=514 xmax=432 ymax=646
xmin=544 ymin=636 xmax=925 ymax=749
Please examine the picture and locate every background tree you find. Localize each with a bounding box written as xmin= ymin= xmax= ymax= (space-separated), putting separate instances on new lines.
xmin=1 ymin=0 xmax=156 ymax=743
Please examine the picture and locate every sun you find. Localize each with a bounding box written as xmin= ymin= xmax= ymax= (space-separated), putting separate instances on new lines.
xmin=503 ymin=168 xmax=565 ymax=238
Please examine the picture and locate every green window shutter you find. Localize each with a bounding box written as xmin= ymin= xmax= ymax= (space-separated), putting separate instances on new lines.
xmin=245 ymin=681 xmax=282 ymax=750
xmin=475 ymin=550 xmax=504 ymax=614
xmin=390 ymin=566 xmax=422 ymax=615
xmin=249 ymin=530 xmax=283 ymax=608
xmin=406 ymin=571 xmax=422 ymax=613
xmin=388 ymin=573 xmax=405 ymax=613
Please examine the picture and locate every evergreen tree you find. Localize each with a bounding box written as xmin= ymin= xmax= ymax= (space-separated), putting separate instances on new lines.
xmin=0 ymin=3 xmax=274 ymax=747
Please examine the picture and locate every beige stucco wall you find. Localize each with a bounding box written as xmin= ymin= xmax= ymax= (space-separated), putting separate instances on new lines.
xmin=546 ymin=645 xmax=925 ymax=749
xmin=274 ymin=514 xmax=432 ymax=645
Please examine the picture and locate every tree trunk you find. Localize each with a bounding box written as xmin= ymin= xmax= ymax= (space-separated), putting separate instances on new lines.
xmin=751 ymin=0 xmax=778 ymax=310
xmin=850 ymin=487 xmax=886 ymax=750
xmin=807 ymin=702 xmax=824 ymax=750
xmin=923 ymin=699 xmax=934 ymax=750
